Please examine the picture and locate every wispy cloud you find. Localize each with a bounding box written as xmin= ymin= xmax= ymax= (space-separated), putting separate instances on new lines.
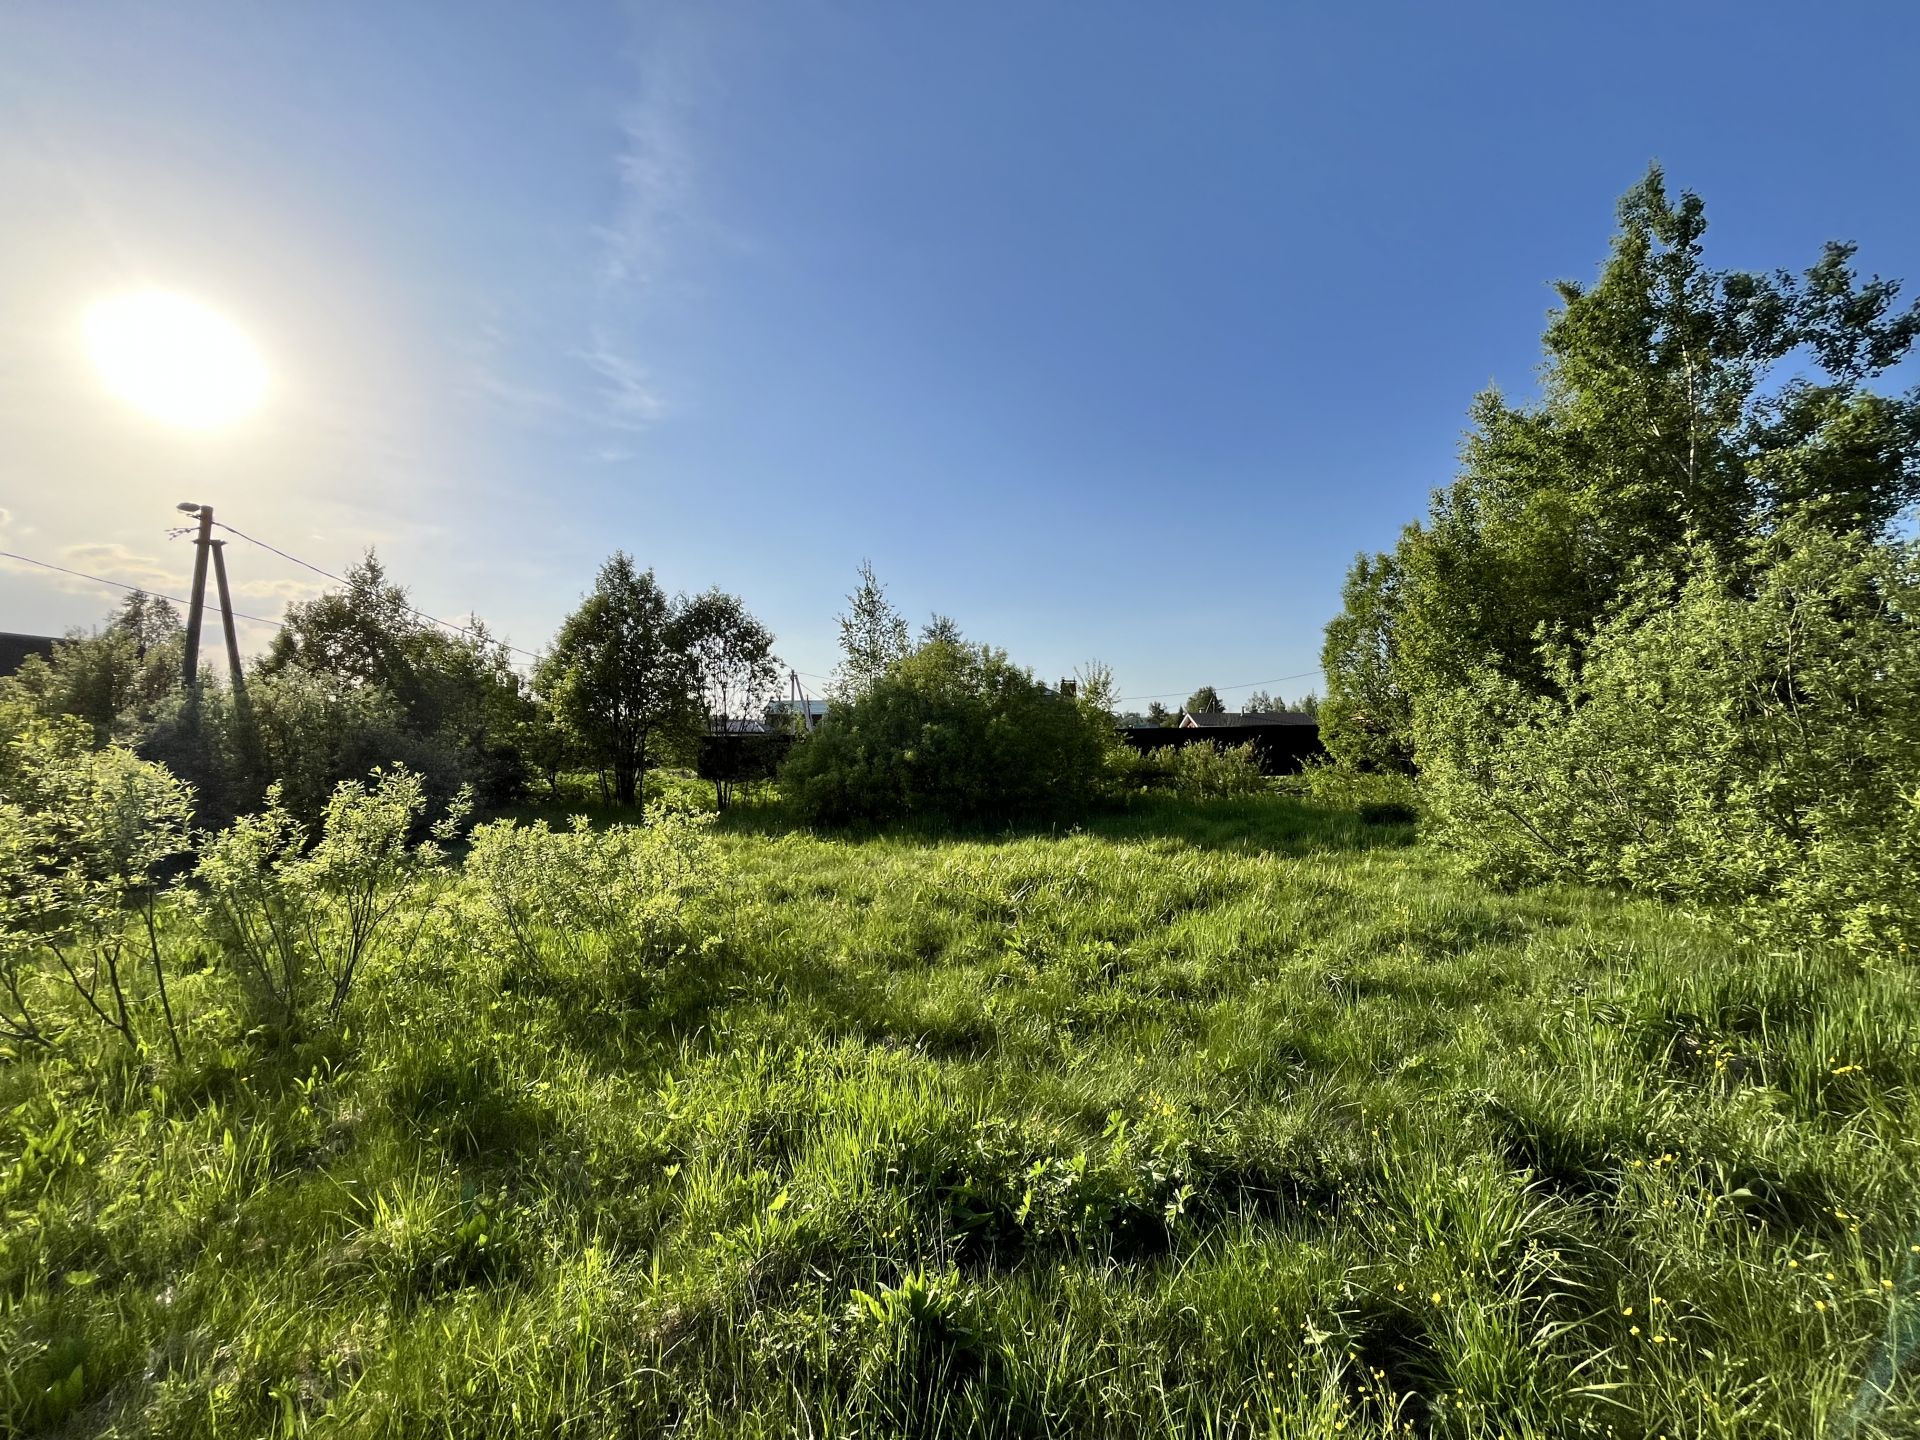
xmin=0 ymin=538 xmax=175 ymax=605
xmin=231 ymin=575 xmax=327 ymax=607
xmin=63 ymin=541 xmax=177 ymax=592
xmin=458 ymin=21 xmax=720 ymax=451
xmin=577 ymin=333 xmax=666 ymax=429
xmin=461 ymin=329 xmax=664 ymax=438
xmin=596 ymin=81 xmax=697 ymax=294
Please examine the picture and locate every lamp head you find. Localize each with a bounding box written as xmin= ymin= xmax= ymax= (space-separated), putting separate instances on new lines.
xmin=176 ymin=502 xmax=204 ymax=515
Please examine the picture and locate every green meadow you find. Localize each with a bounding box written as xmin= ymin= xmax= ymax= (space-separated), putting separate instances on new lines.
xmin=5 ymin=788 xmax=1917 ymax=1438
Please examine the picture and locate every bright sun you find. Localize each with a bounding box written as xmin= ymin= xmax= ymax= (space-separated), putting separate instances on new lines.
xmin=84 ymin=290 xmax=267 ymax=429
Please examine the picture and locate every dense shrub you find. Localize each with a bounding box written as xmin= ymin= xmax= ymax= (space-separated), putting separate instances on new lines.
xmin=190 ymin=768 xmax=465 ymax=1037
xmin=1162 ymin=740 xmax=1266 ymax=799
xmin=1420 ymin=525 xmax=1920 ymax=952
xmin=1101 ymin=741 xmax=1268 ymax=801
xmin=459 ymin=806 xmax=721 ymax=995
xmin=0 ymin=699 xmax=193 ymax=1054
xmin=1298 ymin=758 xmax=1421 ymax=824
xmin=780 ymin=641 xmax=1109 ymax=825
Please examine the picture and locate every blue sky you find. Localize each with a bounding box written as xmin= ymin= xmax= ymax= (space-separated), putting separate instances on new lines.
xmin=3 ymin=2 xmax=1917 ymax=707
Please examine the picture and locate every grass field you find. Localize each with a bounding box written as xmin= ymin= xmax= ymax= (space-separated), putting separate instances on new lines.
xmin=4 ymin=788 xmax=1917 ymax=1437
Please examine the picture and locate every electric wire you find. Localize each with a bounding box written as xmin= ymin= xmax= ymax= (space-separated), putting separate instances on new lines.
xmin=1113 ymin=668 xmax=1323 ymax=704
xmin=0 ymin=549 xmax=285 ymax=628
xmin=207 ymin=521 xmax=543 ymax=661
xmin=13 ymin=534 xmax=1322 ymax=701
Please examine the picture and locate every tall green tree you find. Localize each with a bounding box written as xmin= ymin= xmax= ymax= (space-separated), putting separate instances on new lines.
xmin=258 ymin=553 xmax=530 ymax=806
xmin=4 ymin=592 xmax=184 ymax=745
xmin=1321 ymin=166 xmax=1920 ymax=769
xmin=674 ymin=588 xmax=780 ymax=730
xmin=1183 ymin=686 xmax=1225 ymax=717
xmin=833 ymin=561 xmax=910 ymax=701
xmin=535 ymin=554 xmax=695 ymax=807
xmin=920 ymin=613 xmax=964 ymax=648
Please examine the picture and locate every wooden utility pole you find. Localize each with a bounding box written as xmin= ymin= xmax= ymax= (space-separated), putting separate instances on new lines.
xmin=180 ymin=502 xmax=214 ymax=700
xmin=209 ymin=539 xmax=250 ymax=714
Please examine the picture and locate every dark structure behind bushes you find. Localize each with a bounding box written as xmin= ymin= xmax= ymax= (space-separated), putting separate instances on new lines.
xmin=1122 ymin=719 xmax=1324 ymax=774
xmin=0 ymin=632 xmax=58 ymax=676
xmin=697 ymin=731 xmax=795 ymax=783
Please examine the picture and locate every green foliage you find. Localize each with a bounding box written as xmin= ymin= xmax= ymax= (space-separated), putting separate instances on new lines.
xmin=1164 ymin=740 xmax=1266 ymax=799
xmin=695 ymin=732 xmax=790 ymax=810
xmin=190 ymin=768 xmax=464 ymax=1037
xmin=2 ymin=590 xmax=184 ymax=746
xmin=781 ymin=640 xmax=1109 ymax=825
xmin=1321 ymin=167 xmax=1920 ymax=771
xmin=675 ymin=587 xmax=782 ymax=807
xmin=833 ymin=559 xmax=911 ymax=701
xmin=1298 ymin=758 xmax=1421 ymax=825
xmin=535 ymin=553 xmax=698 ymax=807
xmin=459 ymin=806 xmax=720 ymax=996
xmin=1183 ymin=685 xmax=1225 ymax=716
xmin=259 ymin=553 xmax=532 ymax=811
xmin=1071 ymin=659 xmax=1118 ymax=718
xmin=920 ymin=613 xmax=965 ymax=648
xmin=0 ymin=702 xmax=193 ymax=1054
xmin=1419 ymin=523 xmax=1920 ymax=954
xmin=244 ymin=665 xmax=459 ymax=824
xmin=1320 ymin=549 xmax=1412 ymax=771
xmin=678 ymin=588 xmax=781 ymax=732
xmin=2 ymin=794 xmax=1914 ymax=1436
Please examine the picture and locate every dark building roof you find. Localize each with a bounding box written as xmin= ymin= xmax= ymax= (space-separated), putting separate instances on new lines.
xmin=1181 ymin=709 xmax=1317 ymax=728
xmin=0 ymin=631 xmax=58 ymax=676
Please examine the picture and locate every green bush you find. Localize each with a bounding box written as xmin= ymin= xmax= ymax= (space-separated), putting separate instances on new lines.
xmin=1419 ymin=523 xmax=1920 ymax=953
xmin=190 ymin=768 xmax=465 ymax=1038
xmin=0 ymin=699 xmax=193 ymax=1055
xmin=1298 ymin=758 xmax=1421 ymax=823
xmin=780 ymin=641 xmax=1109 ymax=825
xmin=1164 ymin=741 xmax=1267 ymax=799
xmin=458 ymin=805 xmax=721 ymax=996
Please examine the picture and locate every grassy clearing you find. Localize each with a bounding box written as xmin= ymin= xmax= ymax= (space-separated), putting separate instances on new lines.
xmin=4 ymin=790 xmax=1917 ymax=1437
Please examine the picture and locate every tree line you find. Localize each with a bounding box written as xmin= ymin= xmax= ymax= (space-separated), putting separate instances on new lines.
xmin=2 ymin=552 xmax=779 ymax=823
xmin=10 ymin=538 xmax=1287 ymax=829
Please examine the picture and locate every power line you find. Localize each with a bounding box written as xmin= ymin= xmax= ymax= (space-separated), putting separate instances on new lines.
xmin=0 ymin=549 xmax=285 ymax=629
xmin=1113 ymin=668 xmax=1324 ymax=704
xmin=209 ymin=521 xmax=544 ymax=661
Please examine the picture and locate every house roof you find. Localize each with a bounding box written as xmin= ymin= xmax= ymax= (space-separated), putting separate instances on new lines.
xmin=0 ymin=631 xmax=58 ymax=677
xmin=1181 ymin=709 xmax=1317 ymax=728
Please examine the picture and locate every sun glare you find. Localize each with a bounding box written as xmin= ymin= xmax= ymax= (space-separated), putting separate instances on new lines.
xmin=84 ymin=290 xmax=266 ymax=429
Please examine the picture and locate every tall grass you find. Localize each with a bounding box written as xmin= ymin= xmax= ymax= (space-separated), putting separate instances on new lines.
xmin=2 ymin=790 xmax=1915 ymax=1436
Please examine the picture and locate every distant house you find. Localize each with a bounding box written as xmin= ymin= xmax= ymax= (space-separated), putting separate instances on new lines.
xmin=764 ymin=698 xmax=828 ymax=732
xmin=0 ymin=631 xmax=58 ymax=677
xmin=1178 ymin=709 xmax=1317 ymax=731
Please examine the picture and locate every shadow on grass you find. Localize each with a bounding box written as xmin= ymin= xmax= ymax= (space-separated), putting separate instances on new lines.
xmin=487 ymin=766 xmax=1416 ymax=859
xmin=707 ymin=791 xmax=1417 ymax=859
